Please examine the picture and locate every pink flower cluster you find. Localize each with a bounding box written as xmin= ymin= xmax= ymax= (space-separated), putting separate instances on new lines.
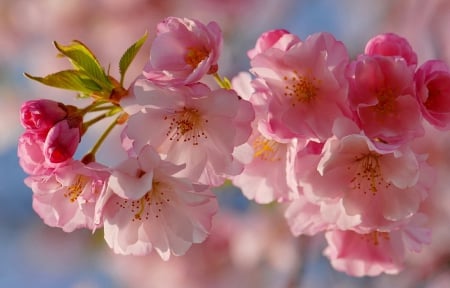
xmin=18 ymin=17 xmax=450 ymax=276
xmin=18 ymin=16 xmax=251 ymax=261
xmin=233 ymin=30 xmax=450 ymax=276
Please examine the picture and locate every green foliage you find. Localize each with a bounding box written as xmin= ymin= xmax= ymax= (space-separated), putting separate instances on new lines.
xmin=119 ymin=32 xmax=148 ymax=85
xmin=24 ymin=70 xmax=104 ymax=97
xmin=54 ymin=40 xmax=113 ymax=91
xmin=24 ymin=34 xmax=148 ymax=102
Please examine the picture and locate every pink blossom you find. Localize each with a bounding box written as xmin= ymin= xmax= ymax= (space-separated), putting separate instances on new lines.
xmin=43 ymin=119 xmax=81 ymax=163
xmin=18 ymin=131 xmax=48 ymax=175
xmin=247 ymin=29 xmax=300 ymax=59
xmin=285 ymin=139 xmax=362 ymax=233
xmin=250 ymin=32 xmax=351 ymax=142
xmin=95 ymin=145 xmax=218 ymax=260
xmin=348 ymin=55 xmax=423 ymax=147
xmin=20 ymin=99 xmax=67 ymax=132
xmin=302 ymin=134 xmax=430 ymax=230
xmin=415 ymin=60 xmax=450 ymax=130
xmin=143 ymin=17 xmax=222 ymax=86
xmin=324 ymin=214 xmax=431 ymax=277
xmin=365 ymin=33 xmax=418 ymax=67
xmin=25 ymin=160 xmax=109 ymax=232
xmin=284 ymin=195 xmax=331 ymax=236
xmin=231 ymin=71 xmax=254 ymax=101
xmin=125 ymin=79 xmax=254 ymax=185
xmin=232 ymin=132 xmax=296 ymax=204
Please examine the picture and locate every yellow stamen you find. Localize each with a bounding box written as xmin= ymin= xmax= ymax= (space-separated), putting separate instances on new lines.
xmin=185 ymin=47 xmax=209 ymax=68
xmin=64 ymin=175 xmax=89 ymax=202
xmin=284 ymin=70 xmax=321 ymax=106
xmin=252 ymin=136 xmax=282 ymax=161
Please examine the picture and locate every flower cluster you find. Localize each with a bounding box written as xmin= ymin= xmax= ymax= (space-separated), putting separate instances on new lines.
xmin=235 ymin=30 xmax=450 ymax=276
xmin=18 ymin=17 xmax=450 ymax=276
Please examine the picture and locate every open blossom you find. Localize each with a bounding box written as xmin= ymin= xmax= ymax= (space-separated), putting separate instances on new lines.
xmin=232 ymin=131 xmax=296 ymax=204
xmin=95 ymin=145 xmax=218 ymax=260
xmin=143 ymin=16 xmax=222 ymax=86
xmin=364 ymin=33 xmax=418 ymax=68
xmin=125 ymin=79 xmax=254 ymax=185
xmin=285 ymin=136 xmax=364 ymax=233
xmin=299 ymin=133 xmax=431 ymax=230
xmin=348 ymin=55 xmax=424 ymax=148
xmin=415 ymin=60 xmax=450 ymax=130
xmin=324 ymin=214 xmax=431 ymax=277
xmin=250 ymin=32 xmax=351 ymax=142
xmin=25 ymin=160 xmax=109 ymax=232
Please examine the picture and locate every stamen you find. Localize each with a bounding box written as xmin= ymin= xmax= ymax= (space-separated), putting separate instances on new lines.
xmin=349 ymin=152 xmax=388 ymax=195
xmin=64 ymin=175 xmax=89 ymax=202
xmin=375 ymin=87 xmax=396 ymax=114
xmin=284 ymin=70 xmax=320 ymax=106
xmin=360 ymin=231 xmax=390 ymax=246
xmin=252 ymin=136 xmax=282 ymax=161
xmin=117 ymin=181 xmax=173 ymax=222
xmin=185 ymin=47 xmax=209 ymax=68
xmin=164 ymin=107 xmax=208 ymax=145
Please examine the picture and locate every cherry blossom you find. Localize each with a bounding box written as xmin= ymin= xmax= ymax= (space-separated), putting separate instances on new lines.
xmin=250 ymin=32 xmax=351 ymax=142
xmin=125 ymin=79 xmax=254 ymax=185
xmin=20 ymin=99 xmax=67 ymax=132
xmin=15 ymin=14 xmax=450 ymax=280
xmin=95 ymin=145 xmax=218 ymax=260
xmin=348 ymin=55 xmax=424 ymax=148
xmin=25 ymin=160 xmax=109 ymax=232
xmin=43 ymin=119 xmax=81 ymax=163
xmin=232 ymin=131 xmax=296 ymax=204
xmin=18 ymin=131 xmax=50 ymax=175
xmin=415 ymin=59 xmax=450 ymax=130
xmin=247 ymin=29 xmax=300 ymax=59
xmin=19 ymin=98 xmax=82 ymax=165
xmin=303 ymin=133 xmax=431 ymax=230
xmin=324 ymin=214 xmax=431 ymax=277
xmin=364 ymin=33 xmax=418 ymax=68
xmin=143 ymin=16 xmax=222 ymax=86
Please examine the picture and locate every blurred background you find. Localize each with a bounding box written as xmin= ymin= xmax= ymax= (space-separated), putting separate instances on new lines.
xmin=1 ymin=0 xmax=450 ymax=287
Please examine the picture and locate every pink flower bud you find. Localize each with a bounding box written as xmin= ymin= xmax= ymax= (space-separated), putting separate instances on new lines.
xmin=247 ymin=29 xmax=300 ymax=59
xmin=44 ymin=119 xmax=81 ymax=163
xmin=20 ymin=99 xmax=67 ymax=132
xmin=364 ymin=33 xmax=418 ymax=67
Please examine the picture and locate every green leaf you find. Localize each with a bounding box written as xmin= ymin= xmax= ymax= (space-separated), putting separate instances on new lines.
xmin=119 ymin=32 xmax=148 ymax=85
xmin=54 ymin=40 xmax=113 ymax=90
xmin=24 ymin=70 xmax=103 ymax=95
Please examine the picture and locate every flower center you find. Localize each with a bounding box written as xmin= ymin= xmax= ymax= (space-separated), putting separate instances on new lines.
xmin=360 ymin=230 xmax=390 ymax=246
xmin=284 ymin=70 xmax=320 ymax=106
xmin=116 ymin=182 xmax=172 ymax=222
xmin=185 ymin=47 xmax=209 ymax=68
xmin=64 ymin=175 xmax=89 ymax=202
xmin=349 ymin=152 xmax=389 ymax=195
xmin=374 ymin=87 xmax=396 ymax=114
xmin=164 ymin=107 xmax=208 ymax=145
xmin=252 ymin=136 xmax=283 ymax=161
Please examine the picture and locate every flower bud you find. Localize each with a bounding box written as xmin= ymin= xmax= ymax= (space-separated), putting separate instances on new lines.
xmin=20 ymin=99 xmax=67 ymax=132
xmin=364 ymin=33 xmax=418 ymax=67
xmin=44 ymin=119 xmax=81 ymax=163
